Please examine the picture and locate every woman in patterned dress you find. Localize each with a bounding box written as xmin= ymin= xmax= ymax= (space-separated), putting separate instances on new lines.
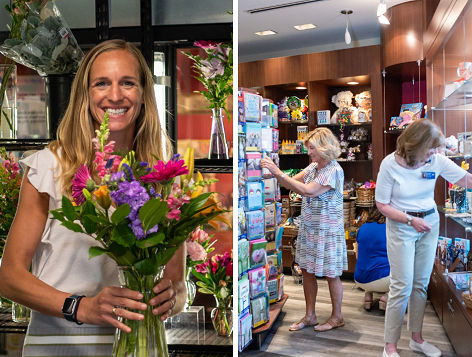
xmin=261 ymin=127 xmax=347 ymax=332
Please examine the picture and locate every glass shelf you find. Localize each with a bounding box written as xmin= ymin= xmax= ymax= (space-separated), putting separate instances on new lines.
xmin=318 ymin=123 xmax=372 ymax=128
xmin=278 ymin=120 xmax=308 ymax=125
xmin=194 ymin=158 xmax=232 ymax=173
xmin=439 ymin=206 xmax=472 ymax=232
xmin=0 ymin=139 xmax=50 ymax=151
xmin=431 ymin=80 xmax=472 ymax=111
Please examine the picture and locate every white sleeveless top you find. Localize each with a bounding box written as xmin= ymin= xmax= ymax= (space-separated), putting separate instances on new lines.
xmin=20 ymin=148 xmax=119 ymax=356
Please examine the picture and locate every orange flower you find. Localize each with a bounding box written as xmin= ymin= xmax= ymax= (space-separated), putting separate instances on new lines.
xmin=94 ymin=185 xmax=111 ymax=209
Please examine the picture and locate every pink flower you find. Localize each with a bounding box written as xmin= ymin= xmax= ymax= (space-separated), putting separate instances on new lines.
xmin=186 ymin=240 xmax=207 ymax=261
xmin=140 ymin=155 xmax=189 ymax=183
xmin=194 ymin=40 xmax=218 ymax=49
xmin=72 ymin=165 xmax=92 ymax=205
xmin=166 ymin=208 xmax=181 ymax=220
xmin=195 ymin=261 xmax=209 ymax=274
xmin=191 ymin=227 xmax=209 ymax=243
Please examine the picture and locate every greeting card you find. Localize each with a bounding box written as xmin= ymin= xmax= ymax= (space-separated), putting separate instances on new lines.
xmin=249 ymin=238 xmax=267 ymax=269
xmin=246 ymin=181 xmax=263 ymax=210
xmin=246 ymin=209 xmax=265 ymax=240
xmin=248 ymin=266 xmax=267 ymax=299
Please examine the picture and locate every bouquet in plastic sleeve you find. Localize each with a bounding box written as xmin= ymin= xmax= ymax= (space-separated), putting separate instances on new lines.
xmin=1 ymin=0 xmax=83 ymax=75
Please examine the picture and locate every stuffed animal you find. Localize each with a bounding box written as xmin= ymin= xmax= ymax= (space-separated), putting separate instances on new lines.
xmin=355 ymin=91 xmax=372 ymax=123
xmin=330 ymin=90 xmax=357 ymax=124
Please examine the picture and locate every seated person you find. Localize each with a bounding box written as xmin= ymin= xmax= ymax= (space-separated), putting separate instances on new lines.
xmin=354 ymin=206 xmax=389 ymax=310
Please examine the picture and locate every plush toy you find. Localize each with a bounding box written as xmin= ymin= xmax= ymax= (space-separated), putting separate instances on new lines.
xmin=330 ymin=90 xmax=357 ymax=124
xmin=277 ymin=97 xmax=290 ymax=121
xmin=355 ymin=91 xmax=372 ymax=123
xmin=287 ymin=96 xmax=302 ymax=121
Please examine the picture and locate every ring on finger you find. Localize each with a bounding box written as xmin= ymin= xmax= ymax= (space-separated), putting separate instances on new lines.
xmin=112 ymin=307 xmax=117 ymax=315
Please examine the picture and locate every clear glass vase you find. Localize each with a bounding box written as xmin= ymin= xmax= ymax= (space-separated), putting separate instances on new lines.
xmin=112 ymin=266 xmax=168 ymax=357
xmin=184 ymin=268 xmax=196 ymax=310
xmin=210 ymin=296 xmax=232 ymax=337
xmin=11 ymin=302 xmax=30 ymax=323
xmin=208 ymin=108 xmax=229 ymax=159
xmin=0 ymin=63 xmax=17 ymax=139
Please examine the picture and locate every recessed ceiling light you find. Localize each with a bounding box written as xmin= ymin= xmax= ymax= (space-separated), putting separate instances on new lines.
xmin=347 ymin=81 xmax=359 ymax=85
xmin=254 ymin=30 xmax=277 ymax=36
xmin=296 ymin=86 xmax=307 ymax=90
xmin=294 ymin=23 xmax=317 ymax=31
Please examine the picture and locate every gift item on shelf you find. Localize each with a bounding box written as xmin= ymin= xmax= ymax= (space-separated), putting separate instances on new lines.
xmin=248 ymin=266 xmax=267 ymax=299
xmin=287 ymin=96 xmax=303 ymax=121
xmin=238 ymin=313 xmax=253 ymax=352
xmin=356 ymin=181 xmax=376 ymax=207
xmin=250 ymin=294 xmax=269 ymax=328
xmin=238 ymin=239 xmax=250 ymax=276
xmin=277 ymin=97 xmax=290 ymax=122
xmin=390 ymin=103 xmax=423 ymax=129
xmin=266 ymin=255 xmax=279 ymax=280
xmin=270 ymin=103 xmax=279 ymax=127
xmin=246 ymin=152 xmax=262 ymax=181
xmin=246 ymin=181 xmax=263 ymax=210
xmin=330 ymin=90 xmax=357 ymax=124
xmin=245 ymin=122 xmax=262 ymax=151
xmin=445 ymin=135 xmax=458 ymax=156
xmin=317 ymin=110 xmax=330 ymax=125
xmin=272 ymin=129 xmax=279 ymax=152
xmin=263 ymin=178 xmax=277 ymax=202
xmin=354 ymin=90 xmax=372 ymax=123
xmin=246 ymin=209 xmax=265 ymax=240
xmin=238 ymin=274 xmax=250 ymax=316
xmin=264 ymin=203 xmax=276 ymax=229
xmin=267 ymin=278 xmax=278 ymax=303
xmin=249 ymin=238 xmax=268 ymax=269
xmin=297 ymin=126 xmax=308 ymax=140
xmin=239 ymin=91 xmax=262 ymax=122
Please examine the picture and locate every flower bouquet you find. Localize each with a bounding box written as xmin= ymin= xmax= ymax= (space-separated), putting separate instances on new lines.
xmin=184 ymin=41 xmax=233 ymax=159
xmin=193 ymin=251 xmax=233 ymax=336
xmin=50 ymin=113 xmax=228 ymax=357
xmin=1 ymin=0 xmax=83 ymax=76
xmin=184 ymin=227 xmax=216 ymax=308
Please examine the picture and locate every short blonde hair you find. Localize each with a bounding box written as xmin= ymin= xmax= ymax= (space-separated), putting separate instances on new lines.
xmin=396 ymin=119 xmax=444 ymax=167
xmin=303 ymin=127 xmax=341 ymax=161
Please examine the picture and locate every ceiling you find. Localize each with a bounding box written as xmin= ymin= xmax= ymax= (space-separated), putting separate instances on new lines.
xmin=238 ymin=0 xmax=414 ymax=63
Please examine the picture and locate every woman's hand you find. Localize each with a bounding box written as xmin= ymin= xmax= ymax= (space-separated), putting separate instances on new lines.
xmin=150 ymin=278 xmax=177 ymax=321
xmin=411 ymin=217 xmax=432 ymax=233
xmin=77 ymin=286 xmax=147 ymax=333
xmin=261 ymin=157 xmax=281 ymax=176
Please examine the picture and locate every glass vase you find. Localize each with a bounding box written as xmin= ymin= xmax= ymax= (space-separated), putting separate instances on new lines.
xmin=211 ymin=296 xmax=232 ymax=337
xmin=11 ymin=302 xmax=30 ymax=323
xmin=0 ymin=64 xmax=17 ymax=139
xmin=208 ymin=108 xmax=229 ymax=159
xmin=112 ymin=266 xmax=168 ymax=357
xmin=184 ymin=268 xmax=196 ymax=310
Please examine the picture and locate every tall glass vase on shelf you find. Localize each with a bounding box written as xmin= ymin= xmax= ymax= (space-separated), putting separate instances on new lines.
xmin=208 ymin=108 xmax=229 ymax=159
xmin=184 ymin=267 xmax=197 ymax=310
xmin=0 ymin=64 xmax=17 ymax=139
xmin=112 ymin=266 xmax=168 ymax=357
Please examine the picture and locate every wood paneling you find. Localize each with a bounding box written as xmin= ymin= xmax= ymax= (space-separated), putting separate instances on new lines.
xmin=424 ymin=0 xmax=469 ymax=62
xmin=381 ymin=0 xmax=424 ymax=68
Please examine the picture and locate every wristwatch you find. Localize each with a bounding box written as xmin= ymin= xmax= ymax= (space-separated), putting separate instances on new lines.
xmin=406 ymin=214 xmax=413 ymax=226
xmin=62 ymin=295 xmax=85 ymax=325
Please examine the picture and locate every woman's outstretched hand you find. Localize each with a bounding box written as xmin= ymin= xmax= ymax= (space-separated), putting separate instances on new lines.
xmin=261 ymin=157 xmax=281 ymax=176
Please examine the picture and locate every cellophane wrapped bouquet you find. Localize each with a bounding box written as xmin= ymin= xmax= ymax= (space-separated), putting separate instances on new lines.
xmin=50 ymin=113 xmax=228 ymax=357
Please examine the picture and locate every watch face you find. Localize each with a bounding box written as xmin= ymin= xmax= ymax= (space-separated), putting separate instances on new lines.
xmin=62 ymin=297 xmax=77 ymax=315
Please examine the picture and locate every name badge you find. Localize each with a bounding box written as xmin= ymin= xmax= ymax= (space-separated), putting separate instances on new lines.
xmin=422 ymin=171 xmax=435 ymax=179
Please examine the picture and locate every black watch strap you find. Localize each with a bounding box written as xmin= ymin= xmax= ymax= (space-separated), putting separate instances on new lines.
xmin=62 ymin=295 xmax=85 ymax=325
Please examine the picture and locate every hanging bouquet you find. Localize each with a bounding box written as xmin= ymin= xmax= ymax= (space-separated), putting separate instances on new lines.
xmin=1 ymin=0 xmax=83 ymax=76
xmin=184 ymin=40 xmax=233 ymax=120
xmin=50 ymin=113 xmax=228 ymax=356
xmin=193 ymin=251 xmax=233 ymax=336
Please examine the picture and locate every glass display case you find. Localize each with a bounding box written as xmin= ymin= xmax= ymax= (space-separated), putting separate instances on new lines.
xmin=427 ymin=3 xmax=472 ymax=356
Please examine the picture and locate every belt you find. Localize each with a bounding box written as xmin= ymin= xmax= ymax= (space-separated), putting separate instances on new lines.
xmin=405 ymin=208 xmax=435 ymax=218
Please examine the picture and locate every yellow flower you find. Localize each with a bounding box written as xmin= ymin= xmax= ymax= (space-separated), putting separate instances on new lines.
xmin=94 ymin=185 xmax=111 ymax=209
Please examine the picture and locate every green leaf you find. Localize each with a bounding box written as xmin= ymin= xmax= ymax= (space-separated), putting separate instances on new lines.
xmin=196 ymin=287 xmax=214 ymax=295
xmin=111 ymin=204 xmax=131 ymax=225
xmin=82 ymin=215 xmax=98 ymax=234
xmin=155 ymin=246 xmax=178 ymax=266
xmin=135 ymin=232 xmax=165 ymax=248
xmin=108 ymin=242 xmax=137 ymax=266
xmin=111 ymin=223 xmax=135 ymax=248
xmin=139 ymin=199 xmax=168 ymax=232
xmin=62 ymin=196 xmax=76 ymax=221
xmin=134 ymin=258 xmax=158 ymax=275
xmin=89 ymin=246 xmax=107 ymax=259
xmin=83 ymin=214 xmax=110 ymax=225
xmin=180 ymin=192 xmax=212 ymax=215
xmin=50 ymin=209 xmax=66 ymax=222
xmin=61 ymin=220 xmax=84 ymax=233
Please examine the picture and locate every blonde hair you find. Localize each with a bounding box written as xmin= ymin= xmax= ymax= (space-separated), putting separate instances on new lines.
xmin=303 ymin=127 xmax=341 ymax=161
xmin=396 ymin=119 xmax=444 ymax=167
xmin=49 ymin=39 xmax=172 ymax=197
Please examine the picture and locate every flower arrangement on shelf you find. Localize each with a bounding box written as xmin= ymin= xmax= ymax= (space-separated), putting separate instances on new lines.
xmin=184 ymin=40 xmax=233 ymax=119
xmin=184 ymin=227 xmax=216 ymax=308
xmin=193 ymin=251 xmax=233 ymax=336
xmin=50 ymin=112 xmax=228 ymax=356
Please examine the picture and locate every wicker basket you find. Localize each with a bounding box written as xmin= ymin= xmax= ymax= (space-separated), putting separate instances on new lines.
xmin=356 ymin=187 xmax=375 ymax=207
xmin=462 ymin=277 xmax=472 ymax=310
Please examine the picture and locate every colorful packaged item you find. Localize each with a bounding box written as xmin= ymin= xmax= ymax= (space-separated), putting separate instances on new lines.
xmin=246 ymin=209 xmax=265 ymax=240
xmin=264 ymin=203 xmax=276 ymax=229
xmin=245 ymin=122 xmax=262 ymax=151
xmin=240 ymin=91 xmax=262 ymax=122
xmin=263 ymin=178 xmax=277 ymax=201
xmin=272 ymin=129 xmax=279 ymax=152
xmin=266 ymin=254 xmax=279 ymax=280
xmin=267 ymin=278 xmax=278 ymax=303
xmin=238 ymin=313 xmax=253 ymax=352
xmin=270 ymin=103 xmax=278 ymax=128
xmin=246 ymin=152 xmax=262 ymax=181
xmin=246 ymin=181 xmax=263 ymax=210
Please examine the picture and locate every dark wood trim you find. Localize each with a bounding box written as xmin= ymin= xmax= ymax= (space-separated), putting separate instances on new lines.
xmin=423 ymin=0 xmax=469 ymax=62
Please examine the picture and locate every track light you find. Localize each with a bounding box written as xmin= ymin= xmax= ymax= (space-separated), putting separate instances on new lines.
xmin=377 ymin=0 xmax=387 ymax=17
xmin=378 ymin=14 xmax=390 ymax=25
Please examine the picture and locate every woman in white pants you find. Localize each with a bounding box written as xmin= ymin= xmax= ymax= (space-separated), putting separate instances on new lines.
xmin=376 ymin=119 xmax=472 ymax=357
